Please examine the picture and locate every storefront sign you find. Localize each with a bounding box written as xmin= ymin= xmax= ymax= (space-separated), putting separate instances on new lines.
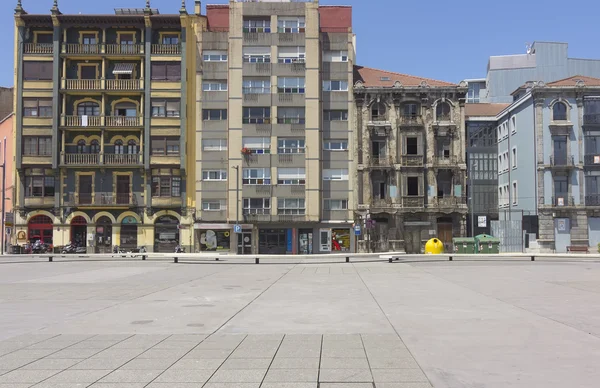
xmin=478 ymin=216 xmax=487 ymax=228
xmin=332 ymin=229 xmax=350 ymax=252
xmin=199 ymin=229 xmax=231 ymax=252
xmin=17 ymin=231 xmax=26 ymax=241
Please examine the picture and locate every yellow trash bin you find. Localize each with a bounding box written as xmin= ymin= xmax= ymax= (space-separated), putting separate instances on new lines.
xmin=424 ymin=238 xmax=444 ymax=254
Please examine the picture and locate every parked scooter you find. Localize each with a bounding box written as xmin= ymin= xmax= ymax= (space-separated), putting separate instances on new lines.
xmin=175 ymin=245 xmax=185 ymax=253
xmin=31 ymin=240 xmax=48 ymax=254
xmin=62 ymin=242 xmax=87 ymax=254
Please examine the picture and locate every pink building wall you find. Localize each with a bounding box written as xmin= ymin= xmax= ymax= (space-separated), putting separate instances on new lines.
xmin=0 ymin=113 xmax=14 ymax=248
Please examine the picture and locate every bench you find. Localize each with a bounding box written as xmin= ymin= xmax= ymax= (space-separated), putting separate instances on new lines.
xmin=567 ymin=246 xmax=589 ymax=253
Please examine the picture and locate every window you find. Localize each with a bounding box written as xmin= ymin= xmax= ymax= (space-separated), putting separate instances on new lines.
xmin=436 ymin=102 xmax=451 ymax=121
xmin=278 ymin=46 xmax=305 ymax=63
xmin=323 ymin=50 xmax=348 ymax=62
xmin=407 ymin=176 xmax=419 ymax=196
xmin=243 ymin=137 xmax=271 ymax=154
xmin=243 ymin=168 xmax=271 ymax=185
xmin=35 ymin=33 xmax=53 ymax=45
xmin=371 ymin=102 xmax=386 ymax=120
xmin=151 ymin=61 xmax=181 ymax=81
xmin=23 ymin=98 xmax=52 ymax=117
xmin=323 ymin=141 xmax=348 ymax=151
xmin=202 ymin=139 xmax=227 ymax=151
xmin=512 ymin=182 xmax=518 ymax=205
xmin=324 ymin=199 xmax=348 ymax=210
xmin=553 ymin=102 xmax=567 ymax=121
xmin=467 ymin=82 xmax=481 ymax=103
xmin=80 ymin=65 xmax=97 ymax=80
xmin=403 ymin=103 xmax=418 ymax=117
xmin=77 ymin=101 xmax=100 ymax=116
xmin=151 ymin=99 xmax=180 ymax=117
xmin=278 ymin=17 xmax=305 ymax=33
xmin=277 ymin=77 xmax=305 ymax=94
xmin=114 ymin=103 xmax=137 ymax=117
xmin=278 ymin=139 xmax=305 ymax=154
xmin=512 ymin=147 xmax=517 ymax=169
xmin=151 ymin=137 xmax=180 ymax=156
xmin=152 ymin=175 xmax=181 ymax=197
xmin=243 ymin=18 xmax=271 ymax=33
xmin=511 ymin=116 xmax=517 ymax=134
xmin=277 ymin=107 xmax=305 ymax=124
xmin=243 ymin=107 xmax=270 ymax=124
xmin=25 ymin=175 xmax=55 ymax=197
xmin=324 ymin=110 xmax=348 ymax=121
xmin=202 ymin=109 xmax=227 ymax=121
xmin=243 ymin=78 xmax=270 ymax=94
xmin=202 ymin=170 xmax=227 ymax=181
xmin=76 ymin=139 xmax=88 ymax=154
xmin=23 ymin=137 xmax=52 ymax=156
xmin=23 ymin=61 xmax=53 ymax=81
xmin=202 ymin=200 xmax=226 ymax=211
xmin=278 ymin=198 xmax=306 ymax=215
xmin=90 ymin=140 xmax=100 ymax=154
xmin=406 ymin=137 xmax=419 ymax=155
xmin=323 ymin=80 xmax=348 ymax=91
xmin=203 ymin=50 xmax=227 ymax=62
xmin=277 ymin=168 xmax=306 ymax=185
xmin=203 ymin=81 xmax=227 ymax=91
xmin=243 ymin=47 xmax=271 ymax=63
xmin=161 ymin=33 xmax=179 ymax=45
xmin=323 ymin=169 xmax=349 ymax=181
xmin=243 ymin=198 xmax=270 ymax=215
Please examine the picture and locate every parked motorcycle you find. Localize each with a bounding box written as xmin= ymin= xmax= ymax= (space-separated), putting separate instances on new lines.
xmin=31 ymin=240 xmax=48 ymax=254
xmin=175 ymin=245 xmax=185 ymax=253
xmin=62 ymin=242 xmax=87 ymax=254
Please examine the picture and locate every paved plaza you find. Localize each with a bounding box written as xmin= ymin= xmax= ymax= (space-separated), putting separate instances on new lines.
xmin=0 ymin=257 xmax=600 ymax=387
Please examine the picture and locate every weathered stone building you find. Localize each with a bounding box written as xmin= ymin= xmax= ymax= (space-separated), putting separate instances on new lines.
xmin=353 ymin=66 xmax=468 ymax=253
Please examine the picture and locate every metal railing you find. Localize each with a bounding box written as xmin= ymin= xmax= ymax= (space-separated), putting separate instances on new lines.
xmin=550 ymin=155 xmax=575 ymax=166
xmin=105 ymin=44 xmax=143 ymax=55
xmin=105 ymin=79 xmax=142 ymax=90
xmin=585 ymin=195 xmax=600 ymax=206
xmin=584 ymin=114 xmax=600 ymax=125
xmin=24 ymin=43 xmax=53 ymax=54
xmin=104 ymin=153 xmax=141 ymax=165
xmin=63 ymin=153 xmax=99 ymax=165
xmin=64 ymin=115 xmax=102 ymax=127
xmin=106 ymin=116 xmax=142 ymax=127
xmin=64 ymin=79 xmax=102 ymax=90
xmin=551 ymin=196 xmax=575 ymax=207
xmin=584 ymin=154 xmax=600 ymax=165
xmin=151 ymin=44 xmax=181 ymax=55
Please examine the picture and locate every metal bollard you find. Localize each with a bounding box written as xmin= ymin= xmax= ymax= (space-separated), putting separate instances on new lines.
xmin=255 ymin=257 xmax=260 ymax=264
xmin=449 ymin=256 xmax=453 ymax=261
xmin=215 ymin=257 xmax=219 ymax=261
xmin=346 ymin=256 xmax=350 ymax=263
xmin=48 ymin=256 xmax=53 ymax=262
xmin=388 ymin=257 xmax=392 ymax=263
xmin=531 ymin=256 xmax=535 ymax=261
xmin=174 ymin=257 xmax=178 ymax=263
xmin=142 ymin=255 xmax=146 ymax=261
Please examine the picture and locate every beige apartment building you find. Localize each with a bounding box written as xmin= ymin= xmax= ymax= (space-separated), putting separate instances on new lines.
xmin=353 ymin=67 xmax=468 ymax=253
xmin=194 ymin=0 xmax=356 ymax=254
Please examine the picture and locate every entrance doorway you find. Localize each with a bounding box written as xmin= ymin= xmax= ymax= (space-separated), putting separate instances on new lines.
xmin=259 ymin=229 xmax=286 ymax=254
xmin=28 ymin=215 xmax=53 ymax=246
xmin=554 ymin=218 xmax=571 ymax=253
xmin=95 ymin=216 xmax=112 ymax=253
xmin=437 ymin=217 xmax=453 ymax=252
xmin=116 ymin=176 xmax=130 ymax=205
xmin=154 ymin=215 xmax=179 ymax=252
xmin=70 ymin=216 xmax=87 ymax=247
xmin=120 ymin=216 xmax=138 ymax=250
xmin=298 ymin=229 xmax=313 ymax=254
xmin=237 ymin=231 xmax=252 ymax=254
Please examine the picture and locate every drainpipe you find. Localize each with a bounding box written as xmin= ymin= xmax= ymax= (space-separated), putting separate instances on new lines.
xmin=507 ymin=110 xmax=512 ymax=221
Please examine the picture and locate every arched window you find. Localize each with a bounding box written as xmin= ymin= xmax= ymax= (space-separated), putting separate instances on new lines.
xmin=371 ymin=102 xmax=386 ymax=120
xmin=127 ymin=139 xmax=137 ymax=154
xmin=90 ymin=139 xmax=100 ymax=154
xmin=114 ymin=140 xmax=124 ymax=155
xmin=553 ymin=102 xmax=567 ymax=121
xmin=77 ymin=101 xmax=100 ymax=116
xmin=436 ymin=102 xmax=451 ymax=121
xmin=76 ymin=140 xmax=87 ymax=154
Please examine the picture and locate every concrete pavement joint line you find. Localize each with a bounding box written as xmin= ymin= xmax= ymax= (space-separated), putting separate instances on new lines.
xmin=359 ymin=334 xmax=375 ymax=385
xmin=0 ymin=333 xmax=62 ymax=361
xmin=417 ymin=264 xmax=600 ymax=341
xmin=352 ymin=263 xmax=435 ymax=388
xmin=317 ymin=334 xmax=323 ymax=386
xmin=257 ymin=334 xmax=285 ymax=387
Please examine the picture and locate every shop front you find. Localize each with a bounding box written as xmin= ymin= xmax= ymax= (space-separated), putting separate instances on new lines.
xmin=154 ymin=215 xmax=179 ymax=252
xmin=28 ymin=215 xmax=53 ymax=246
xmin=120 ymin=216 xmax=138 ymax=250
xmin=197 ymin=228 xmax=231 ymax=252
xmin=95 ymin=216 xmax=113 ymax=253
xmin=298 ymin=228 xmax=313 ymax=254
xmin=70 ymin=216 xmax=87 ymax=246
xmin=258 ymin=228 xmax=290 ymax=254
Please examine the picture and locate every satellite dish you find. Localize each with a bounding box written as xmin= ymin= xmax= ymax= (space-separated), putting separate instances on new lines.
xmin=526 ymin=43 xmax=532 ymax=54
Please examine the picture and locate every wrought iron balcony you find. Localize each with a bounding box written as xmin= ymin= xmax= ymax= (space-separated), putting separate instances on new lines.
xmin=24 ymin=43 xmax=53 ymax=55
xmin=584 ymin=114 xmax=600 ymax=126
xmin=584 ymin=154 xmax=600 ymax=166
xmin=585 ymin=194 xmax=600 ymax=206
xmin=551 ymin=196 xmax=575 ymax=207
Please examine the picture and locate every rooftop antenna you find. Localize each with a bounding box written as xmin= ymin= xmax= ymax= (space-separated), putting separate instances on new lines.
xmin=526 ymin=42 xmax=532 ymax=55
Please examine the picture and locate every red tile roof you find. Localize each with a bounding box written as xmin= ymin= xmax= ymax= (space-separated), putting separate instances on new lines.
xmin=546 ymin=75 xmax=600 ymax=87
xmin=353 ymin=66 xmax=455 ymax=88
xmin=465 ymin=103 xmax=510 ymax=117
xmin=318 ymin=6 xmax=352 ymax=32
xmin=206 ymin=5 xmax=229 ymax=31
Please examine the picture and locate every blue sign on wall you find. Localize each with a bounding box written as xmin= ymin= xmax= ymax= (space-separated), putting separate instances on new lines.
xmin=354 ymin=225 xmax=362 ymax=236
xmin=286 ymin=229 xmax=293 ymax=252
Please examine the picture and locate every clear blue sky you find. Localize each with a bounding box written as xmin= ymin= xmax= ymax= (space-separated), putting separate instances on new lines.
xmin=2 ymin=0 xmax=600 ymax=86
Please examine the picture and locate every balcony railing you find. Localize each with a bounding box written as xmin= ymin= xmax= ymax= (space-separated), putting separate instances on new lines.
xmin=24 ymin=43 xmax=53 ymax=54
xmin=104 ymin=153 xmax=141 ymax=165
xmin=436 ymin=114 xmax=452 ymax=122
xmin=401 ymin=196 xmax=424 ymax=208
xmin=151 ymin=44 xmax=181 ymax=55
xmin=68 ymin=192 xmax=137 ymax=206
xmin=64 ymin=115 xmax=102 ymax=127
xmin=551 ymin=196 xmax=575 ymax=207
xmin=64 ymin=79 xmax=102 ymax=90
xmin=105 ymin=44 xmax=143 ymax=55
xmin=105 ymin=79 xmax=143 ymax=91
xmin=550 ymin=155 xmax=575 ymax=166
xmin=552 ymin=114 xmax=568 ymax=121
xmin=62 ymin=43 xmax=144 ymax=55
xmin=63 ymin=43 xmax=102 ymax=54
xmin=371 ymin=198 xmax=392 ymax=208
xmin=584 ymin=114 xmax=600 ymax=125
xmin=584 ymin=154 xmax=600 ymax=165
xmin=432 ymin=196 xmax=467 ymax=208
xmin=106 ymin=116 xmax=142 ymax=127
xmin=399 ymin=115 xmax=423 ymax=127
xmin=400 ymin=155 xmax=424 ymax=167
xmin=63 ymin=153 xmax=99 ymax=165
xmin=369 ymin=156 xmax=394 ymax=167
xmin=586 ymin=195 xmax=600 ymax=206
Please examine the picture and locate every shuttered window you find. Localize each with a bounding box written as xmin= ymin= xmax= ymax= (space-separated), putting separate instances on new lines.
xmin=151 ymin=62 xmax=181 ymax=81
xmin=23 ymin=61 xmax=53 ymax=81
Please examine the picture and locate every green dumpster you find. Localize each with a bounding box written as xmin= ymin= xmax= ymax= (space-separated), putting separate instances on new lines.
xmin=475 ymin=234 xmax=501 ymax=253
xmin=452 ymin=237 xmax=476 ymax=254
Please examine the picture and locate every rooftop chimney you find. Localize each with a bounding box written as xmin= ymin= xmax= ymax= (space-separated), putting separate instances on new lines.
xmin=195 ymin=1 xmax=201 ymax=15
